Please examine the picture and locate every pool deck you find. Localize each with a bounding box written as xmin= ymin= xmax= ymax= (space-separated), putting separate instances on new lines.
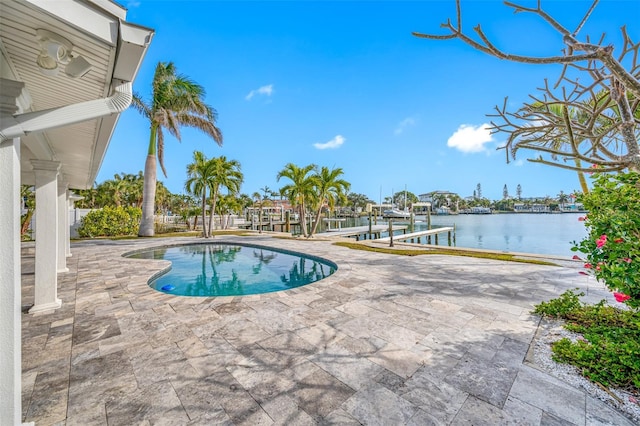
xmin=20 ymin=234 xmax=636 ymax=425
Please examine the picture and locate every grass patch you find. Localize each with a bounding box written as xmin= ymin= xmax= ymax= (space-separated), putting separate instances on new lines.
xmin=533 ymin=289 xmax=640 ymax=394
xmin=332 ymin=241 xmax=557 ymax=266
xmin=75 ymin=229 xmax=253 ymax=241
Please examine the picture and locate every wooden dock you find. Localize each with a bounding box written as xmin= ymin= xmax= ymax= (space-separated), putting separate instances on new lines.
xmin=315 ymin=224 xmax=408 ymax=241
xmin=377 ymin=227 xmax=455 ymax=245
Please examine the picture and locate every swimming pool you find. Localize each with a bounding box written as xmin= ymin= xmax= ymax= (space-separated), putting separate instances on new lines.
xmin=126 ymin=242 xmax=337 ymax=297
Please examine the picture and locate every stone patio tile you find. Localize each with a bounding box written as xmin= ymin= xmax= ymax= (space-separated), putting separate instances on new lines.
xmin=228 ymin=360 xmax=297 ymax=403
xmin=260 ymin=394 xmax=316 ymax=425
xmin=401 ymin=369 xmax=469 ymax=424
xmin=342 ymin=383 xmax=419 ymax=426
xmin=451 ymin=395 xmax=523 ymax=425
xmin=502 ymin=396 xmax=544 ymax=425
xmin=98 ymin=330 xmax=147 ymax=356
xmin=216 ymin=318 xmax=273 ymax=347
xmin=105 ymin=380 xmax=189 ymax=424
xmin=94 ymin=300 xmax=133 ymax=317
xmin=368 ymin=342 xmax=427 ymax=378
xmin=585 ymin=395 xmax=637 ymax=426
xmin=372 ymin=322 xmax=426 ymax=350
xmin=322 ymin=408 xmax=362 ymax=425
xmin=509 ymin=365 xmax=586 ymax=424
xmin=127 ymin=343 xmax=199 ymax=386
xmin=540 ymin=412 xmax=578 ymax=425
xmin=444 ymin=354 xmax=519 ymax=408
xmin=147 ymin=323 xmax=196 ymax=348
xmin=310 ymin=342 xmax=383 ymax=390
xmin=290 ymin=367 xmax=356 ymax=421
xmin=294 ymin=322 xmax=346 ymax=349
xmin=336 ymin=334 xmax=386 ymax=356
xmin=72 ymin=313 xmax=121 ymax=345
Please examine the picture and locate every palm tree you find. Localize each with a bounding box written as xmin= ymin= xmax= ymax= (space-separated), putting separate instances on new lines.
xmin=206 ymin=156 xmax=243 ymax=236
xmin=185 ymin=151 xmax=214 ymax=237
xmin=557 ymin=191 xmax=569 ymax=209
xmin=309 ymin=166 xmax=350 ymax=236
xmin=252 ymin=191 xmax=263 ymax=233
xmin=132 ymin=61 xmax=223 ymax=237
xmin=216 ymin=194 xmax=241 ymax=229
xmin=277 ymin=163 xmax=317 ymax=238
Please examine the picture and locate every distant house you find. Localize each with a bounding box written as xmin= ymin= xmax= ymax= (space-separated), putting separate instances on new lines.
xmin=418 ymin=190 xmax=458 ymax=203
xmin=514 ymin=203 xmax=551 ymax=213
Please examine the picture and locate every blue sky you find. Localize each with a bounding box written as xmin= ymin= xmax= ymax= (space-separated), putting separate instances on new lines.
xmin=97 ymin=0 xmax=639 ymax=202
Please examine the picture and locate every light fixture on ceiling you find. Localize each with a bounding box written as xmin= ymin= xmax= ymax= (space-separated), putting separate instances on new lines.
xmin=35 ymin=29 xmax=92 ymax=78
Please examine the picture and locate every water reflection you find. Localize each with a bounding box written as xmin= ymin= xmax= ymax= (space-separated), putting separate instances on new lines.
xmin=128 ymin=243 xmax=336 ymax=297
xmin=180 ymin=245 xmax=244 ymax=296
xmin=281 ymin=258 xmax=334 ymax=288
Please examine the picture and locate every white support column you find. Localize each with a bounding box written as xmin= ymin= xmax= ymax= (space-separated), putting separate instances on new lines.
xmin=29 ymin=160 xmax=62 ymax=314
xmin=66 ymin=197 xmax=73 ymax=258
xmin=0 ymin=79 xmax=25 ymax=426
xmin=57 ymin=181 xmax=68 ymax=272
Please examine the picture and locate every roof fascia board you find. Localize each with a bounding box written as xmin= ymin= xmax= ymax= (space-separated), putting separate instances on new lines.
xmin=113 ymin=21 xmax=154 ymax=82
xmin=24 ymin=0 xmax=119 ymax=45
xmin=84 ymin=0 xmax=127 ymax=20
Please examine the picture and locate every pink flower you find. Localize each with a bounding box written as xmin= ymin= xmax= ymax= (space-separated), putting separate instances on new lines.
xmin=596 ymin=235 xmax=607 ymax=248
xmin=572 ymin=255 xmax=582 ymax=261
xmin=578 ymin=216 xmax=586 ymax=222
xmin=622 ymin=258 xmax=632 ymax=264
xmin=584 ymin=263 xmax=592 ymax=269
xmin=613 ymin=292 xmax=631 ymax=303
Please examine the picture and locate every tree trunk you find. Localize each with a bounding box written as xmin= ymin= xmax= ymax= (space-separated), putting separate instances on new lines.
xmin=208 ymin=187 xmax=219 ymax=237
xmin=201 ymin=191 xmax=208 ymax=238
xmin=299 ymin=203 xmax=307 ymax=237
xmin=309 ymin=206 xmax=324 ymax=237
xmin=20 ymin=209 xmax=34 ymax=237
xmin=139 ymin=154 xmax=157 ymax=236
xmin=574 ymin=158 xmax=589 ymax=194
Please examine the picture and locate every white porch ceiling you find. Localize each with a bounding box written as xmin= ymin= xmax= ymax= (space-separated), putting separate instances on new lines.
xmin=0 ymin=0 xmax=153 ymax=189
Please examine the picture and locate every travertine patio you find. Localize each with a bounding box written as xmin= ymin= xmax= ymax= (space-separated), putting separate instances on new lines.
xmin=20 ymin=235 xmax=635 ymax=425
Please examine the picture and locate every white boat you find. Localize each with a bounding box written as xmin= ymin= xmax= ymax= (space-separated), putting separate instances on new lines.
xmin=382 ymin=208 xmax=411 ymax=218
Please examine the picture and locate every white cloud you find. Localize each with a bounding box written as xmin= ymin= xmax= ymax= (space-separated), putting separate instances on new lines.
xmin=245 ymin=84 xmax=274 ymax=100
xmin=313 ymin=135 xmax=345 ymax=150
xmin=394 ymin=117 xmax=416 ymax=135
xmin=446 ymin=123 xmax=494 ymax=153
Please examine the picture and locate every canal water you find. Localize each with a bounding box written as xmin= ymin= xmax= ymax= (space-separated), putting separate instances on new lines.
xmin=319 ymin=213 xmax=588 ymax=258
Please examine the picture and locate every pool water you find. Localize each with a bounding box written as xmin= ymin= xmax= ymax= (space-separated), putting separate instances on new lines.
xmin=126 ymin=243 xmax=337 ymax=297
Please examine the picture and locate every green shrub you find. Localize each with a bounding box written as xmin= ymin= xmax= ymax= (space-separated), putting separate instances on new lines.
xmin=532 ymin=288 xmax=584 ymax=317
xmin=573 ymin=171 xmax=640 ymax=309
xmin=533 ymin=290 xmax=640 ymax=393
xmin=78 ymin=206 xmax=141 ymax=237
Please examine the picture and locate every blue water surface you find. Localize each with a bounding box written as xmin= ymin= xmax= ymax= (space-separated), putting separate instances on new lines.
xmin=127 ymin=243 xmax=337 ymax=297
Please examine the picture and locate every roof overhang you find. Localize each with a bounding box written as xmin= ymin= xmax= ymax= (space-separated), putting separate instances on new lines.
xmin=0 ymin=0 xmax=154 ymax=189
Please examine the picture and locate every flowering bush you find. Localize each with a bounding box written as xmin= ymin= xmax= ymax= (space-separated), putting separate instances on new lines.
xmin=572 ymin=171 xmax=640 ymax=309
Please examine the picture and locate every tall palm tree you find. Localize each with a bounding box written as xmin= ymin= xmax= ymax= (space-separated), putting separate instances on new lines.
xmin=132 ymin=61 xmax=223 ymax=237
xmin=309 ymin=166 xmax=350 ymax=236
xmin=252 ymin=191 xmax=263 ymax=234
xmin=185 ymin=151 xmax=214 ymax=238
xmin=277 ymin=163 xmax=317 ymax=238
xmin=206 ymin=156 xmax=243 ymax=236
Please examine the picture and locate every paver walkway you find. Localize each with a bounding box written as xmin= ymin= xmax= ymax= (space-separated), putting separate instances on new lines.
xmin=20 ymin=235 xmax=635 ymax=425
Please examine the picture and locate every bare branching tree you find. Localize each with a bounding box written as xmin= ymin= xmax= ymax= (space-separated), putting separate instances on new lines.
xmin=413 ymin=0 xmax=640 ymax=174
